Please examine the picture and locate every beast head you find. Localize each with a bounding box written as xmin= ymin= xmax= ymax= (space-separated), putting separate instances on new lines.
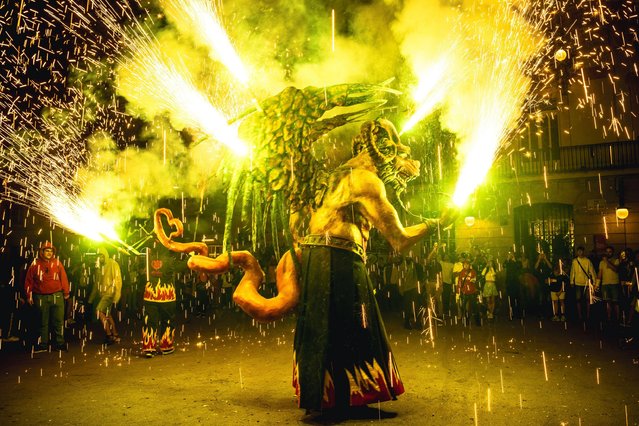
xmin=352 ymin=118 xmax=420 ymax=196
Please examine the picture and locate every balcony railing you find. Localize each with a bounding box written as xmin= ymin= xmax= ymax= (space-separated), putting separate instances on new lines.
xmin=492 ymin=140 xmax=639 ymax=179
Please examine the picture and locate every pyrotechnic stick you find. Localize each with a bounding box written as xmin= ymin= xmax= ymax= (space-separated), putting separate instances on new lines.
xmin=474 ymin=402 xmax=478 ymax=426
xmin=542 ymin=351 xmax=548 ymax=381
xmin=596 ymin=368 xmax=600 ymax=384
xmin=603 ymin=216 xmax=609 ymax=239
xmin=500 ymin=369 xmax=504 ymax=393
xmin=101 ymin=239 xmax=129 ymax=256
xmin=239 ymin=367 xmax=243 ymax=388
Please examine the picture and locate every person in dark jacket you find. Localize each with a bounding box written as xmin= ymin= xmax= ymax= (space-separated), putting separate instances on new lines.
xmin=24 ymin=241 xmax=70 ymax=352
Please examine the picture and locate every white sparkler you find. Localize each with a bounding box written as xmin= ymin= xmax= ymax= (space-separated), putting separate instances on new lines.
xmin=162 ymin=0 xmax=250 ymax=86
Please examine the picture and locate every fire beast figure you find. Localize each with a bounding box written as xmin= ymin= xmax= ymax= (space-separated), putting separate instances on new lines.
xmin=151 ymin=84 xmax=457 ymax=416
xmin=142 ymin=242 xmax=177 ymax=358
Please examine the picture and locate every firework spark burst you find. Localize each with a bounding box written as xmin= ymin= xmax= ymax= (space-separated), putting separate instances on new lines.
xmin=451 ymin=0 xmax=555 ymax=207
xmin=161 ymin=0 xmax=251 ymax=87
xmin=117 ymin=35 xmax=250 ymax=157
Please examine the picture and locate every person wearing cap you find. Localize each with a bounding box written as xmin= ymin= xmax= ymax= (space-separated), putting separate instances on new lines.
xmin=24 ymin=241 xmax=70 ymax=352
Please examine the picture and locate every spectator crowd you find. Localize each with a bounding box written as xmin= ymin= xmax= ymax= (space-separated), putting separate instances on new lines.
xmin=1 ymin=237 xmax=639 ymax=355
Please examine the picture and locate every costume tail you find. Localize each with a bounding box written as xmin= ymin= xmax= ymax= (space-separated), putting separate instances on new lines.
xmin=154 ymin=208 xmax=299 ymax=322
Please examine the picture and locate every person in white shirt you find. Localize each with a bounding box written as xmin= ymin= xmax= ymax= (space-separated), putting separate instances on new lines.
xmin=570 ymin=246 xmax=596 ymax=321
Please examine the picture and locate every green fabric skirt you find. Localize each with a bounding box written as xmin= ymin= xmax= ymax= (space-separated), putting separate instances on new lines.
xmin=293 ymin=245 xmax=404 ymax=409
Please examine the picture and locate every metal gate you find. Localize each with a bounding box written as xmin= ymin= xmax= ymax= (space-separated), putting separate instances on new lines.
xmin=514 ymin=203 xmax=574 ymax=263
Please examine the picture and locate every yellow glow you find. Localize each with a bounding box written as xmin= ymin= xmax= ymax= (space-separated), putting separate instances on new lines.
xmin=119 ymin=38 xmax=249 ymax=157
xmin=401 ymin=56 xmax=450 ymax=134
xmin=45 ymin=191 xmax=119 ymax=242
xmin=162 ymin=0 xmax=250 ymax=86
xmin=450 ymin=2 xmax=548 ymax=207
xmin=554 ymin=48 xmax=567 ymax=62
xmin=616 ymin=208 xmax=629 ymax=220
xmin=452 ymin=109 xmax=510 ymax=207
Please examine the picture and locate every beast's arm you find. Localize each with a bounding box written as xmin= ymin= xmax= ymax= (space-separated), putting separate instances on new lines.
xmin=351 ymin=169 xmax=439 ymax=253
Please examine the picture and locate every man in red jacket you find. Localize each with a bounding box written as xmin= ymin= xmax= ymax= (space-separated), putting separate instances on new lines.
xmin=24 ymin=242 xmax=70 ymax=352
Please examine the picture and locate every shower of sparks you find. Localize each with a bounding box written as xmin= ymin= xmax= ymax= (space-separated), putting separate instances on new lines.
xmin=1 ymin=0 xmax=638 ymax=255
xmin=161 ymin=0 xmax=250 ymax=87
xmin=401 ymin=55 xmax=451 ymax=135
xmin=452 ymin=1 xmax=554 ymax=207
xmin=45 ymin=191 xmax=118 ymax=242
xmin=419 ymin=306 xmax=442 ymax=346
xmin=0 ymin=120 xmax=126 ymax=243
xmin=118 ymin=36 xmax=249 ymax=157
xmin=0 ymin=0 xmax=138 ymax=240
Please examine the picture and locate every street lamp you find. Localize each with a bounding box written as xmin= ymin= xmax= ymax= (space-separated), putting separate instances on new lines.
xmin=616 ymin=208 xmax=629 ymax=248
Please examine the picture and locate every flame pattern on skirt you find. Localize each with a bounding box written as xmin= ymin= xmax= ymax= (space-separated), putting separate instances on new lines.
xmin=292 ymin=352 xmax=404 ymax=408
xmin=143 ymin=281 xmax=177 ymax=302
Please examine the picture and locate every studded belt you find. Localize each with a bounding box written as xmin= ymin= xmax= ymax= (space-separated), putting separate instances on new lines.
xmin=300 ymin=234 xmax=366 ymax=260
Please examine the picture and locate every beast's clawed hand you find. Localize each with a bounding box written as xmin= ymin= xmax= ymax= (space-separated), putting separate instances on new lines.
xmin=439 ymin=206 xmax=460 ymax=230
